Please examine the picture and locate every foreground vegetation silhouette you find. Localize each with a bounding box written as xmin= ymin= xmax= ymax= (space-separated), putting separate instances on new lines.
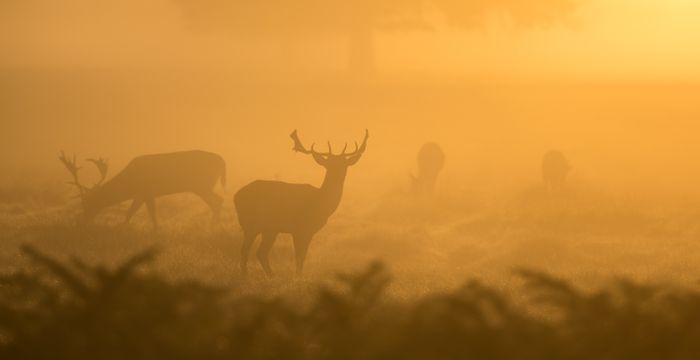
xmin=3 ymin=245 xmax=700 ymax=360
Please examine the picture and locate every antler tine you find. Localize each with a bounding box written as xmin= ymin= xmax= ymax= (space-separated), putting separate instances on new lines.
xmin=58 ymin=151 xmax=78 ymax=173
xmin=357 ymin=129 xmax=369 ymax=153
xmin=59 ymin=151 xmax=85 ymax=195
xmin=327 ymin=141 xmax=333 ymax=156
xmin=340 ymin=143 xmax=348 ymax=155
xmin=290 ymin=130 xmax=313 ymax=155
xmin=87 ymin=157 xmax=109 ymax=187
xmin=342 ymin=129 xmax=369 ymax=157
xmin=291 ymin=130 xmax=331 ymax=156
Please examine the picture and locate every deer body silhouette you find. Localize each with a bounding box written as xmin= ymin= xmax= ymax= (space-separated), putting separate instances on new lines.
xmin=411 ymin=142 xmax=445 ymax=197
xmin=60 ymin=150 xmax=226 ymax=229
xmin=235 ymin=130 xmax=368 ymax=276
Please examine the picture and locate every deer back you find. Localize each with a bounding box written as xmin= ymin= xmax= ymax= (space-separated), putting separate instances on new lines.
xmin=234 ymin=180 xmax=329 ymax=235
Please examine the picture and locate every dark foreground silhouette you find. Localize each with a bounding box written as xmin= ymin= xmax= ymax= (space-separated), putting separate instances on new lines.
xmin=235 ymin=130 xmax=369 ymax=276
xmin=60 ymin=150 xmax=226 ymax=229
xmin=2 ymin=246 xmax=700 ymax=360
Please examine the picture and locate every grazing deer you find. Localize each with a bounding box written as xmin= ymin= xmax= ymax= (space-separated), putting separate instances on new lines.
xmin=410 ymin=142 xmax=445 ymax=197
xmin=235 ymin=129 xmax=369 ymax=276
xmin=542 ymin=150 xmax=571 ymax=193
xmin=59 ymin=150 xmax=226 ymax=229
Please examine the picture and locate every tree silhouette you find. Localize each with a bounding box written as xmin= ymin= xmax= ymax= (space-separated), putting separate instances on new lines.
xmin=173 ymin=0 xmax=578 ymax=74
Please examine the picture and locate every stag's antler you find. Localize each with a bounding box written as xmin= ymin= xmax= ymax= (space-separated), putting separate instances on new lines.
xmin=290 ymin=130 xmax=311 ymax=154
xmin=342 ymin=129 xmax=369 ymax=158
xmin=59 ymin=151 xmax=87 ymax=195
xmin=86 ymin=157 xmax=109 ymax=186
xmin=59 ymin=152 xmax=110 ymax=196
xmin=290 ymin=129 xmax=368 ymax=157
xmin=290 ymin=130 xmax=332 ymax=156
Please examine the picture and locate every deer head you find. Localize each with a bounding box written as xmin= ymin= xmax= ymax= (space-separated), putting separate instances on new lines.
xmin=59 ymin=151 xmax=109 ymax=220
xmin=290 ymin=129 xmax=369 ymax=172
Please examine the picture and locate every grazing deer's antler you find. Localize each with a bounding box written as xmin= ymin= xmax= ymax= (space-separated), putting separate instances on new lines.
xmin=87 ymin=157 xmax=109 ymax=186
xmin=59 ymin=152 xmax=110 ymax=197
xmin=59 ymin=151 xmax=87 ymax=195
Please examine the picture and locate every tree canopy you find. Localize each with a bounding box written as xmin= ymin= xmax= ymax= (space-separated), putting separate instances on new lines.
xmin=173 ymin=0 xmax=578 ymax=34
xmin=172 ymin=0 xmax=580 ymax=72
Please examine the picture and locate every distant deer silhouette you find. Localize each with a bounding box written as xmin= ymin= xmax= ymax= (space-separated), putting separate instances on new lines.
xmin=59 ymin=150 xmax=226 ymax=229
xmin=542 ymin=150 xmax=571 ymax=193
xmin=235 ymin=130 xmax=369 ymax=276
xmin=410 ymin=142 xmax=445 ymax=197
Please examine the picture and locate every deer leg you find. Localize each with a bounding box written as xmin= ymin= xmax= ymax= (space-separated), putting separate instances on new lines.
xmin=240 ymin=231 xmax=257 ymax=276
xmin=125 ymin=199 xmax=144 ymax=224
xmin=292 ymin=235 xmax=311 ymax=276
xmin=145 ymin=198 xmax=158 ymax=230
xmin=257 ymin=232 xmax=278 ymax=277
xmin=196 ymin=190 xmax=223 ymax=223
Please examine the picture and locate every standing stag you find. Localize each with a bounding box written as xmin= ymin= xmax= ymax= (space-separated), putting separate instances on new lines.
xmin=235 ymin=130 xmax=369 ymax=276
xmin=60 ymin=150 xmax=226 ymax=229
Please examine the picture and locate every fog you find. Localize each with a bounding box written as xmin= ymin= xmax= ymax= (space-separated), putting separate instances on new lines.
xmin=5 ymin=3 xmax=700 ymax=357
xmin=4 ymin=0 xmax=700 ymax=75
xmin=2 ymin=0 xmax=700 ymax=203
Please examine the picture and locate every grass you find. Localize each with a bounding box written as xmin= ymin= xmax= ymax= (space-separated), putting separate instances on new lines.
xmin=2 ymin=183 xmax=700 ymax=289
xmin=3 ymin=183 xmax=700 ymax=358
xmin=3 ymin=242 xmax=700 ymax=359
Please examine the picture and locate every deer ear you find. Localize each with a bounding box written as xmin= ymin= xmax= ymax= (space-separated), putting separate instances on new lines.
xmin=312 ymin=153 xmax=328 ymax=167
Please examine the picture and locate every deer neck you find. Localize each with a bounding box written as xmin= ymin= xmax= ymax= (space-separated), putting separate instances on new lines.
xmin=318 ymin=168 xmax=347 ymax=216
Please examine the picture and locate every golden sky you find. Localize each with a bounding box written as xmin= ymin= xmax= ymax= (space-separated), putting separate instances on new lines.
xmin=1 ymin=0 xmax=699 ymax=80
xmin=385 ymin=0 xmax=700 ymax=79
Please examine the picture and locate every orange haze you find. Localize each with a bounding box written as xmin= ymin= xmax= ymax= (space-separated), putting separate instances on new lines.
xmin=2 ymin=0 xmax=700 ymax=204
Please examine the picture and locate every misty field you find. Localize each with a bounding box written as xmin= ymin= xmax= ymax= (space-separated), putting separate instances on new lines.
xmin=6 ymin=0 xmax=700 ymax=357
xmin=4 ymin=68 xmax=700 ymax=360
xmin=3 ymin=180 xmax=700 ymax=359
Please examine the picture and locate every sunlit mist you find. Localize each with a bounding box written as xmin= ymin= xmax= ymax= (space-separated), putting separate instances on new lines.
xmin=2 ymin=1 xmax=700 ymax=359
